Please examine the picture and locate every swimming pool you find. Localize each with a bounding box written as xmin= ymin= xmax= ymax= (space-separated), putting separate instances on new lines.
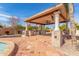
xmin=0 ymin=41 xmax=15 ymax=56
xmin=0 ymin=42 xmax=8 ymax=52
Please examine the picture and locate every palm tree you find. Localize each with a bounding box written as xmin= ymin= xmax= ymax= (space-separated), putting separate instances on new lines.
xmin=64 ymin=3 xmax=77 ymax=47
xmin=68 ymin=3 xmax=77 ymax=47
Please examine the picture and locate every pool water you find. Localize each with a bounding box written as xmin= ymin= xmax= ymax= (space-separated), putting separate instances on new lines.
xmin=0 ymin=42 xmax=8 ymax=52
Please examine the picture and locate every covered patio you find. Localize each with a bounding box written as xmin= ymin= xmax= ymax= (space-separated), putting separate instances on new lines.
xmin=25 ymin=4 xmax=69 ymax=47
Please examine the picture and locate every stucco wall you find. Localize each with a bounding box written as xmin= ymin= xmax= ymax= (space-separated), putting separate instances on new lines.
xmin=0 ymin=28 xmax=18 ymax=35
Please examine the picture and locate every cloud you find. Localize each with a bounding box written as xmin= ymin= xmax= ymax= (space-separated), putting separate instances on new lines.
xmin=0 ymin=16 xmax=11 ymax=26
xmin=0 ymin=14 xmax=11 ymax=18
xmin=0 ymin=13 xmax=20 ymax=26
xmin=0 ymin=17 xmax=9 ymax=22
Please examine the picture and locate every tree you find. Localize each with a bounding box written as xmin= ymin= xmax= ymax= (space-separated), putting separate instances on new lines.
xmin=0 ymin=25 xmax=3 ymax=28
xmin=74 ymin=22 xmax=79 ymax=30
xmin=63 ymin=3 xmax=77 ymax=46
xmin=76 ymin=25 xmax=79 ymax=30
xmin=59 ymin=23 xmax=67 ymax=31
xmin=27 ymin=26 xmax=33 ymax=30
xmin=17 ymin=24 xmax=26 ymax=30
xmin=27 ymin=25 xmax=50 ymax=31
xmin=68 ymin=3 xmax=77 ymax=47
xmin=0 ymin=23 xmax=3 ymax=28
xmin=33 ymin=26 xmax=38 ymax=30
xmin=10 ymin=16 xmax=19 ymax=34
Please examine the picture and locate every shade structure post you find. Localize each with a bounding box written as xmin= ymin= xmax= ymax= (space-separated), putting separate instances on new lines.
xmin=21 ymin=23 xmax=27 ymax=37
xmin=54 ymin=11 xmax=60 ymax=31
xmin=26 ymin=23 xmax=28 ymax=31
xmin=25 ymin=23 xmax=28 ymax=36
xmin=52 ymin=11 xmax=64 ymax=48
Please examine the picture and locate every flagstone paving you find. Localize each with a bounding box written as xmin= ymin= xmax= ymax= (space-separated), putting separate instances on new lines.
xmin=59 ymin=39 xmax=79 ymax=56
xmin=0 ymin=35 xmax=65 ymax=56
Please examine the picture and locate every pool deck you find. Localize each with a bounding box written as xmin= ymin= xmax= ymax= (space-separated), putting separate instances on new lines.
xmin=0 ymin=35 xmax=65 ymax=56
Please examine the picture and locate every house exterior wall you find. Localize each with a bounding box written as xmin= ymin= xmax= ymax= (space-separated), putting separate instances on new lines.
xmin=0 ymin=28 xmax=18 ymax=35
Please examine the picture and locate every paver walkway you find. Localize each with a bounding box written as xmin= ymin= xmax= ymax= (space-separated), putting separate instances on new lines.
xmin=59 ymin=39 xmax=79 ymax=56
xmin=0 ymin=35 xmax=65 ymax=56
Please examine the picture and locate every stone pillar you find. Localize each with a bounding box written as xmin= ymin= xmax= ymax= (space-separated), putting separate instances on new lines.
xmin=21 ymin=23 xmax=27 ymax=37
xmin=52 ymin=11 xmax=63 ymax=48
xmin=26 ymin=23 xmax=28 ymax=31
xmin=21 ymin=30 xmax=26 ymax=37
xmin=54 ymin=11 xmax=60 ymax=31
xmin=25 ymin=23 xmax=28 ymax=36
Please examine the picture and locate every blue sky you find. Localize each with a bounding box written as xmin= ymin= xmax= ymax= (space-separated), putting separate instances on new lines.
xmin=74 ymin=3 xmax=79 ymax=23
xmin=0 ymin=3 xmax=79 ymax=27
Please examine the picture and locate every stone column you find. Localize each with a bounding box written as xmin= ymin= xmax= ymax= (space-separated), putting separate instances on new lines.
xmin=22 ymin=31 xmax=27 ymax=37
xmin=52 ymin=11 xmax=63 ymax=48
xmin=21 ymin=23 xmax=27 ymax=37
xmin=26 ymin=23 xmax=28 ymax=31
xmin=25 ymin=23 xmax=28 ymax=36
xmin=54 ymin=11 xmax=60 ymax=31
